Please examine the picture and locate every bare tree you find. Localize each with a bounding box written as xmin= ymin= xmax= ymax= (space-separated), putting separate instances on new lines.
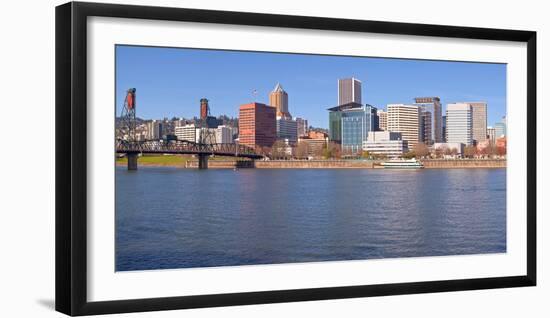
xmin=271 ymin=140 xmax=289 ymax=160
xmin=295 ymin=142 xmax=309 ymax=159
xmin=402 ymin=151 xmax=416 ymax=159
xmin=450 ymin=147 xmax=458 ymax=157
xmin=464 ymin=145 xmax=477 ymax=158
xmin=496 ymin=144 xmax=507 ymax=157
xmin=322 ymin=141 xmax=341 ymax=159
xmin=415 ymin=142 xmax=430 ymax=158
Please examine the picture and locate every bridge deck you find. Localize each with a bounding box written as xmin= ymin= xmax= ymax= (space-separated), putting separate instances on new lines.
xmin=116 ymin=139 xmax=264 ymax=159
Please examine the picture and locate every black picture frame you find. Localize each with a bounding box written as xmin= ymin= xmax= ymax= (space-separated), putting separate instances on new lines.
xmin=55 ymin=1 xmax=536 ymax=316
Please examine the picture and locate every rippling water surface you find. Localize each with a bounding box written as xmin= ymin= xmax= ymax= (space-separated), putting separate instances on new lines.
xmin=115 ymin=167 xmax=506 ymax=271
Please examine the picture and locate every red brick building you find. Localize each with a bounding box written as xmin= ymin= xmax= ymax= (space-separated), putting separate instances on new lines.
xmin=238 ymin=102 xmax=276 ymax=149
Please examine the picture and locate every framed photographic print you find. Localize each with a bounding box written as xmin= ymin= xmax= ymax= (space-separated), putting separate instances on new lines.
xmin=55 ymin=1 xmax=536 ymax=316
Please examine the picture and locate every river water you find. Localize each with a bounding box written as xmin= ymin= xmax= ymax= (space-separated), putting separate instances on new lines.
xmin=115 ymin=167 xmax=506 ymax=271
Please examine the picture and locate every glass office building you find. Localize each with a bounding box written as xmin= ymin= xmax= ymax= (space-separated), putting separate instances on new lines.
xmin=329 ymin=111 xmax=342 ymax=142
xmin=328 ymin=102 xmax=378 ymax=154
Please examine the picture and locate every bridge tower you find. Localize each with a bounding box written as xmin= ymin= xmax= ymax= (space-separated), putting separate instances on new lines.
xmin=119 ymin=88 xmax=137 ymax=141
xmin=197 ymin=98 xmax=217 ymax=169
xmin=119 ymin=88 xmax=138 ymax=170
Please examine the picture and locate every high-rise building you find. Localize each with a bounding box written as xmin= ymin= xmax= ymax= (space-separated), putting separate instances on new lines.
xmin=468 ymin=102 xmax=487 ymax=144
xmin=387 ymin=104 xmax=421 ymax=150
xmin=414 ymin=97 xmax=443 ymax=143
xmin=269 ymin=83 xmax=291 ymax=119
xmin=329 ymin=109 xmax=343 ymax=142
xmin=446 ymin=103 xmax=473 ymax=146
xmin=328 ymin=102 xmax=377 ymax=154
xmin=238 ymin=102 xmax=277 ymax=149
xmin=338 ymin=77 xmax=362 ymax=105
xmin=420 ymin=110 xmax=432 ymax=144
xmin=487 ymin=126 xmax=496 ymax=144
xmin=146 ymin=120 xmax=163 ymax=140
xmin=442 ymin=115 xmax=447 ymax=142
xmin=378 ymin=110 xmax=388 ymax=131
xmin=296 ymin=117 xmax=309 ymax=137
xmin=276 ymin=117 xmax=298 ymax=144
xmin=494 ymin=116 xmax=507 ymax=138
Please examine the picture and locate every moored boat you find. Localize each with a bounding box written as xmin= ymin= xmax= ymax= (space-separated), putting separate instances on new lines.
xmin=381 ymin=158 xmax=424 ymax=169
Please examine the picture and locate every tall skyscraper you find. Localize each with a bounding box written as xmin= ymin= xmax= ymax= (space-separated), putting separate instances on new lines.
xmin=446 ymin=103 xmax=473 ymax=146
xmin=269 ymin=83 xmax=291 ymax=119
xmin=442 ymin=115 xmax=447 ymax=142
xmin=387 ymin=104 xmax=421 ymax=150
xmin=378 ymin=110 xmax=388 ymax=131
xmin=238 ymin=102 xmax=277 ymax=149
xmin=468 ymin=102 xmax=487 ymax=144
xmin=338 ymin=77 xmax=362 ymax=105
xmin=494 ymin=116 xmax=507 ymax=138
xmin=420 ymin=110 xmax=432 ymax=144
xmin=414 ymin=97 xmax=443 ymax=143
xmin=296 ymin=117 xmax=309 ymax=137
xmin=487 ymin=126 xmax=496 ymax=144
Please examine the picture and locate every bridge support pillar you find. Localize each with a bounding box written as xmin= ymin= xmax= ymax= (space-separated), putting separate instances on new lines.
xmin=127 ymin=153 xmax=138 ymax=170
xmin=198 ymin=154 xmax=208 ymax=169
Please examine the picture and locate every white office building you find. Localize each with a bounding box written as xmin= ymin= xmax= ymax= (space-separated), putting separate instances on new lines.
xmin=174 ymin=124 xmax=197 ymax=142
xmin=387 ymin=104 xmax=421 ymax=150
xmin=363 ymin=131 xmax=408 ymax=158
xmin=215 ymin=125 xmax=233 ymax=144
xmin=446 ymin=103 xmax=473 ymax=146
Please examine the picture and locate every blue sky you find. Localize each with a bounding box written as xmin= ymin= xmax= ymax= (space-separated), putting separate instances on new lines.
xmin=116 ymin=45 xmax=506 ymax=129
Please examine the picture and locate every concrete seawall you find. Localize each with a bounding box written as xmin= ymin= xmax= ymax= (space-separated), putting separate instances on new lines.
xmin=185 ymin=160 xmax=375 ymax=169
xmin=255 ymin=160 xmax=375 ymax=169
xmin=421 ymin=159 xmax=506 ymax=168
xmin=185 ymin=159 xmax=505 ymax=169
xmin=126 ymin=158 xmax=507 ymax=169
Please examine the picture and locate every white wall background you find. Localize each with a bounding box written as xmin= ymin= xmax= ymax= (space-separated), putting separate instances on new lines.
xmin=0 ymin=0 xmax=546 ymax=317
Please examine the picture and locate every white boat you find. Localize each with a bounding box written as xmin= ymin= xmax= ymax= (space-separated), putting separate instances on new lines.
xmin=381 ymin=158 xmax=424 ymax=169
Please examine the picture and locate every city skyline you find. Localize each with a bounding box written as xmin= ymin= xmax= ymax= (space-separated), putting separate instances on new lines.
xmin=116 ymin=45 xmax=507 ymax=128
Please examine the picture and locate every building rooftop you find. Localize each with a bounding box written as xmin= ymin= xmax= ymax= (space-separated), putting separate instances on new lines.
xmin=327 ymin=102 xmax=364 ymax=112
xmin=272 ymin=83 xmax=286 ymax=93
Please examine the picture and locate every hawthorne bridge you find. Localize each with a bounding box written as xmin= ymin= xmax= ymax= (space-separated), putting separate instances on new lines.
xmin=116 ymin=88 xmax=264 ymax=170
xmin=116 ymin=139 xmax=263 ymax=170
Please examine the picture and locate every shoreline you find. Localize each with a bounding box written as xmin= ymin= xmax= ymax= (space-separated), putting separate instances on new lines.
xmin=116 ymin=159 xmax=506 ymax=169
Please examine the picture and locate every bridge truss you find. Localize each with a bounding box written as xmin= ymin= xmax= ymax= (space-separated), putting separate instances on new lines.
xmin=116 ymin=139 xmax=263 ymax=159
